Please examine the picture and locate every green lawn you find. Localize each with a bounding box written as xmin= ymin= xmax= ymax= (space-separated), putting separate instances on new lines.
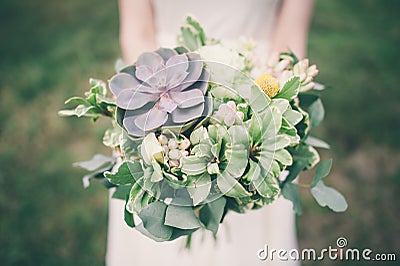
xmin=0 ymin=0 xmax=399 ymax=265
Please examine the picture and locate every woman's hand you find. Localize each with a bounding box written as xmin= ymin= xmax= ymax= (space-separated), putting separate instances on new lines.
xmin=270 ymin=0 xmax=315 ymax=59
xmin=119 ymin=0 xmax=157 ymax=63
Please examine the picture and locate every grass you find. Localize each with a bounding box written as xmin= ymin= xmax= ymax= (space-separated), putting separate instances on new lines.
xmin=0 ymin=0 xmax=399 ymax=265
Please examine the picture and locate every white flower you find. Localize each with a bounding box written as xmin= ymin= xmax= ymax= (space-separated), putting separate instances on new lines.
xmin=197 ymin=44 xmax=246 ymax=71
xmin=197 ymin=44 xmax=246 ymax=88
xmin=141 ymin=133 xmax=164 ymax=165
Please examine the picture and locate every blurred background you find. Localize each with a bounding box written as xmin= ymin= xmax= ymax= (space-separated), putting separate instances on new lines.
xmin=0 ymin=0 xmax=399 ymax=265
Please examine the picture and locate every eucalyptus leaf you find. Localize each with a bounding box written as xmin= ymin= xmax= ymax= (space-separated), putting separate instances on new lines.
xmin=308 ymin=98 xmax=324 ymax=127
xmin=310 ymin=181 xmax=348 ymax=212
xmin=311 ymin=159 xmax=333 ymax=188
xmin=138 ymin=201 xmax=173 ymax=240
xmin=282 ymin=183 xmax=303 ymax=215
xmin=73 ymin=154 xmax=115 ymax=171
xmin=169 ymin=228 xmax=198 ymax=241
xmin=199 ymin=197 xmax=227 ymax=234
xmin=304 ymin=136 xmax=330 ymax=149
xmin=165 ymin=205 xmax=201 ymax=229
xmin=283 ymin=160 xmax=308 ymax=185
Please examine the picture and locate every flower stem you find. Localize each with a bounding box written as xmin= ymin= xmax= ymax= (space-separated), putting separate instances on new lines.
xmin=296 ymin=183 xmax=311 ymax=189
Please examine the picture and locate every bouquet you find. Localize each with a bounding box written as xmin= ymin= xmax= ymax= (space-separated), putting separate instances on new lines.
xmin=60 ymin=17 xmax=347 ymax=244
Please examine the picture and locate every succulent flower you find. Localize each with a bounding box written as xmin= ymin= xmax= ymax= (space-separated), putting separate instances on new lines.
xmin=157 ymin=134 xmax=191 ymax=169
xmin=211 ymin=101 xmax=244 ymax=127
xmin=109 ymin=48 xmax=210 ymax=137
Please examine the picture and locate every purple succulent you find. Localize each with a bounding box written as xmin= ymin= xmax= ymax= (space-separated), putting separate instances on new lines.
xmin=109 ymin=48 xmax=210 ymax=138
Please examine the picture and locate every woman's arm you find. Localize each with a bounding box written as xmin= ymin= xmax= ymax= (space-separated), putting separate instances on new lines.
xmin=270 ymin=0 xmax=315 ymax=59
xmin=118 ymin=0 xmax=157 ymax=63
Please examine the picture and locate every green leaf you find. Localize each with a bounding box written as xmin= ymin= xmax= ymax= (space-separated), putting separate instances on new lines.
xmin=217 ymin=172 xmax=250 ymax=198
xmin=96 ymin=94 xmax=116 ymax=105
xmin=189 ymin=126 xmax=208 ymax=145
xmin=275 ymin=77 xmax=300 ymax=101
xmin=207 ymin=162 xmax=219 ymax=175
xmin=124 ymin=195 xmax=135 ymax=228
xmin=64 ymin=96 xmax=90 ymax=105
xmin=228 ymin=125 xmax=249 ymax=146
xmin=138 ymin=201 xmax=173 ymax=240
xmin=181 ymin=156 xmax=208 ymax=175
xmin=261 ymin=135 xmax=291 ymax=151
xmin=112 ymin=185 xmax=132 ymax=200
xmin=165 ymin=205 xmax=201 ymax=229
xmin=289 ymin=144 xmax=320 ymax=169
xmin=311 ymin=159 xmax=333 ymax=188
xmin=169 ymin=228 xmax=198 ymax=241
xmin=247 ymin=161 xmax=280 ymax=199
xmin=284 ymin=109 xmax=303 ymax=126
xmin=260 ymin=149 xmax=292 ymax=166
xmin=180 ymin=27 xmax=199 ymax=51
xmin=224 ymin=144 xmax=248 ymax=177
xmin=191 ymin=142 xmax=212 ymax=159
xmin=310 ymin=181 xmax=348 ymax=212
xmin=282 ymin=183 xmax=302 ymax=215
xmin=150 ymin=161 xmax=163 ymax=183
xmin=308 ymin=98 xmax=325 ymax=127
xmin=127 ymin=181 xmax=145 ymax=213
xmin=186 ymin=16 xmax=206 ymax=45
xmin=103 ymin=126 xmax=122 ymax=147
xmin=187 ymin=173 xmax=212 ymax=206
xmin=249 ymin=85 xmax=271 ymax=113
xmin=75 ymin=104 xmax=98 ymax=117
xmin=104 ymin=161 xmax=143 ymax=186
xmin=89 ymin=78 xmax=107 ymax=96
xmin=73 ymin=154 xmax=115 ymax=171
xmin=283 ymin=160 xmax=308 ymax=184
xmin=199 ymin=197 xmax=227 ymax=234
xmin=247 ymin=113 xmax=262 ymax=143
xmin=270 ymin=98 xmax=290 ymax=113
xmin=261 ymin=107 xmax=282 ymax=140
xmin=304 ymin=136 xmax=330 ymax=149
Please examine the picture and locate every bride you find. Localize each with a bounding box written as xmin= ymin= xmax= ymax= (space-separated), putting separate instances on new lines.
xmin=106 ymin=0 xmax=315 ymax=265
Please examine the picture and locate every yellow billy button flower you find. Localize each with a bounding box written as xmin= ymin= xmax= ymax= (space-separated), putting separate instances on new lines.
xmin=255 ymin=74 xmax=279 ymax=98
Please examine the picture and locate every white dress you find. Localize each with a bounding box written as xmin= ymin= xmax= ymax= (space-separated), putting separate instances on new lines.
xmin=106 ymin=1 xmax=299 ymax=265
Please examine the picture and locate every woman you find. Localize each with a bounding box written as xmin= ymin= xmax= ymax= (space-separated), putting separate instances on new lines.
xmin=107 ymin=0 xmax=315 ymax=265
